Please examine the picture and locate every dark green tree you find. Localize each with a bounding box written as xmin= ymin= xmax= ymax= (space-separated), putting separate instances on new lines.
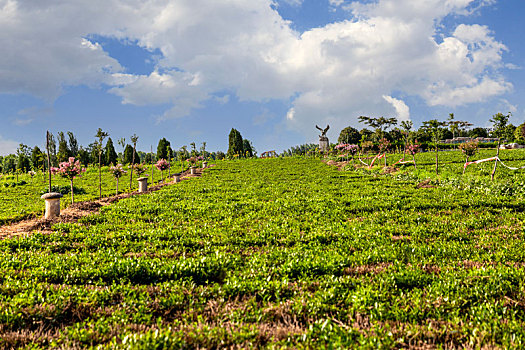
xmin=105 ymin=137 xmax=118 ymax=165
xmin=57 ymin=131 xmax=71 ymax=163
xmin=67 ymin=131 xmax=78 ymax=157
xmin=468 ymin=127 xmax=489 ymax=138
xmin=2 ymin=155 xmax=16 ymax=173
xmin=514 ymin=123 xmax=525 ymax=143
xmin=157 ymin=138 xmax=172 ymax=160
xmin=123 ymin=144 xmax=134 ymax=164
xmin=227 ymin=128 xmax=243 ymax=158
xmin=243 ymin=139 xmax=254 ymax=157
xmin=338 ymin=126 xmax=360 ymax=144
xmin=31 ymin=146 xmax=45 ymax=171
xmin=77 ymin=146 xmax=90 ymax=166
xmin=16 ymin=144 xmax=31 ymax=175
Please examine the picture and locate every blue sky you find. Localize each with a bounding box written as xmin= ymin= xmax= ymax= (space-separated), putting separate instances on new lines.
xmin=0 ymin=0 xmax=524 ymax=155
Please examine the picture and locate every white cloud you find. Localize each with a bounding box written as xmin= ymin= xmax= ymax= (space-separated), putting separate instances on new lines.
xmin=0 ymin=0 xmax=512 ymax=136
xmin=382 ymin=96 xmax=410 ymax=121
xmin=0 ymin=135 xmax=18 ymax=156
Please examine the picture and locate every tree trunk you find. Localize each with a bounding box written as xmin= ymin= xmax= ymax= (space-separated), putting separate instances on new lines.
xmin=412 ymin=154 xmax=417 ymax=169
xmin=435 ymin=146 xmax=439 ymax=175
xmin=129 ymin=145 xmax=136 ymax=192
xmin=98 ymin=152 xmax=102 ymax=199
xmin=46 ymin=131 xmax=52 ymax=193
xmin=150 ymin=145 xmax=154 ymax=184
xmin=491 ymin=139 xmax=500 ymax=181
xmin=70 ymin=179 xmax=74 ymax=204
xmin=463 ymin=156 xmax=468 ymax=175
xmin=116 ymin=177 xmax=119 ymax=195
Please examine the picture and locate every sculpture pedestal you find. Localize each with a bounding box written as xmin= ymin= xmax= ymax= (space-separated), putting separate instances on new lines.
xmin=319 ymin=137 xmax=329 ymax=153
xmin=138 ymin=177 xmax=148 ymax=192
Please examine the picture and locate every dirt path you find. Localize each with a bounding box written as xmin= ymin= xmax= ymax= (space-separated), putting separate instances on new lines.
xmin=0 ymin=167 xmax=207 ymax=239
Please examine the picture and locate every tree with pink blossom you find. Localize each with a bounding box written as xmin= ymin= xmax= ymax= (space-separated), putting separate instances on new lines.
xmin=110 ymin=164 xmax=126 ymax=195
xmin=155 ymin=159 xmax=170 ymax=181
xmin=407 ymin=140 xmax=421 ymax=169
xmin=51 ymin=157 xmax=85 ymax=204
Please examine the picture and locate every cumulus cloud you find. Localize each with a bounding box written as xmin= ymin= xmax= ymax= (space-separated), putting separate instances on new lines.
xmin=382 ymin=96 xmax=410 ymax=122
xmin=0 ymin=0 xmax=512 ymax=135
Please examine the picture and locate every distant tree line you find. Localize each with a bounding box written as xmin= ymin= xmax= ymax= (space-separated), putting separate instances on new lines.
xmin=0 ymin=129 xmax=229 ymax=174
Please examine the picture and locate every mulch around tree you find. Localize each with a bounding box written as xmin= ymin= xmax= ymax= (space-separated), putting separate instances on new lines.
xmin=0 ymin=166 xmax=208 ymax=239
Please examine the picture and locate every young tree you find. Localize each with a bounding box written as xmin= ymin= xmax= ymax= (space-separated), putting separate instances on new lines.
xmin=155 ymin=159 xmax=169 ymax=182
xmin=105 ymin=137 xmax=118 ymax=165
xmin=227 ymin=128 xmax=243 ymax=158
xmin=190 ymin=142 xmax=197 ymax=157
xmin=52 ymin=157 xmax=84 ymax=204
xmin=400 ymin=120 xmax=413 ymax=160
xmin=459 ymin=141 xmax=478 ymax=174
xmin=489 ymin=112 xmax=511 ymax=180
xmin=179 ymin=146 xmax=188 ymax=173
xmin=407 ymin=141 xmax=421 ymax=169
xmin=447 ymin=113 xmax=472 ymax=140
xmin=421 ymin=119 xmax=447 ymax=175
xmin=95 ymin=128 xmax=109 ymax=199
xmin=110 ymin=164 xmax=126 ymax=195
xmin=200 ymin=142 xmax=207 ymax=159
xmin=129 ymin=134 xmax=138 ymax=192
xmin=118 ymin=137 xmax=126 ymax=162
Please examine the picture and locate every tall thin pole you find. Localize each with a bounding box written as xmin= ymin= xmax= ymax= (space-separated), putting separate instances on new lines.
xmin=46 ymin=131 xmax=52 ymax=193
xmin=150 ymin=145 xmax=154 ymax=184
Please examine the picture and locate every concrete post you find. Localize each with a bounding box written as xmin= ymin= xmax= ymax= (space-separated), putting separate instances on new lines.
xmin=190 ymin=166 xmax=197 ymax=175
xmin=138 ymin=177 xmax=148 ymax=192
xmin=202 ymin=161 xmax=207 ymax=168
xmin=174 ymin=173 xmax=181 ymax=183
xmin=41 ymin=192 xmax=63 ymax=219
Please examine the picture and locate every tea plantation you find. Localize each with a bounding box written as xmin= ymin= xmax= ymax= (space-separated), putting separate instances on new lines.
xmin=1 ymin=156 xmax=525 ymax=348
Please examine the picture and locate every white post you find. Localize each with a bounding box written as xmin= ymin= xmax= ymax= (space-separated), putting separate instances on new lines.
xmin=41 ymin=192 xmax=63 ymax=219
xmin=138 ymin=177 xmax=148 ymax=192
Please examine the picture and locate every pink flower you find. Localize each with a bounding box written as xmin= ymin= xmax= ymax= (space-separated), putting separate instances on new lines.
xmin=155 ymin=159 xmax=170 ymax=171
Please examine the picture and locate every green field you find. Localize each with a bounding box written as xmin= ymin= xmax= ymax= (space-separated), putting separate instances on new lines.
xmin=1 ymin=154 xmax=525 ymax=348
xmin=0 ymin=162 xmax=190 ymax=226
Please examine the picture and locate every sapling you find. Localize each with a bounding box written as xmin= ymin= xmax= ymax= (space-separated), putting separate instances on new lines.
xmin=110 ymin=164 xmax=126 ymax=195
xmin=51 ymin=157 xmax=85 ymax=204
xmin=155 ymin=159 xmax=169 ymax=182
xmin=129 ymin=134 xmax=138 ymax=192
xmin=459 ymin=141 xmax=479 ymax=174
xmin=407 ymin=141 xmax=420 ymax=169
xmin=95 ymin=128 xmax=109 ymax=199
